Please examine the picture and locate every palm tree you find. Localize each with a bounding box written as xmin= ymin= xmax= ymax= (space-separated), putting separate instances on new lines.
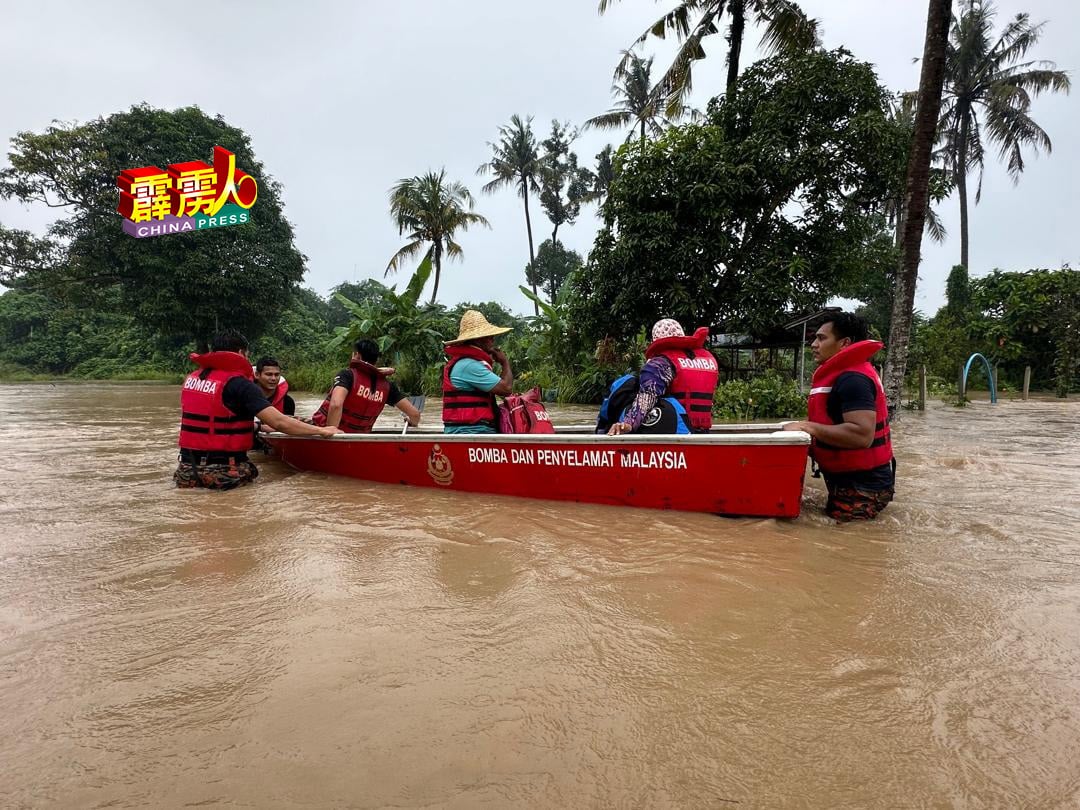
xmin=478 ymin=115 xmax=542 ymax=314
xmin=598 ymin=0 xmax=819 ymax=116
xmin=938 ymin=0 xmax=1070 ymax=269
xmin=584 ymin=51 xmax=669 ymax=143
xmin=385 ymin=170 xmax=489 ymax=305
xmin=882 ymin=0 xmax=952 ymax=413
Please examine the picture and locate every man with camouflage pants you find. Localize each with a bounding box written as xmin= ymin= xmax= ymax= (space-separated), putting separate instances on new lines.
xmin=176 ymin=330 xmax=340 ymax=490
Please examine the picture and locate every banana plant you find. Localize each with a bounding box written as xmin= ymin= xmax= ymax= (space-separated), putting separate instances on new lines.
xmin=329 ymin=253 xmax=447 ymax=368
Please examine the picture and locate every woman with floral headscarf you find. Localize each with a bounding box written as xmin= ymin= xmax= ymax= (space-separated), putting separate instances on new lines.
xmin=607 ymin=318 xmax=720 ymax=436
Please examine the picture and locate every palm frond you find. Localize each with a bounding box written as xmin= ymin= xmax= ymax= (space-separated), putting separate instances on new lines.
xmin=583 ymin=110 xmax=635 ymax=132
xmin=998 ymin=65 xmax=1071 ymax=96
xmin=654 ymin=5 xmax=721 ymax=118
xmin=754 ymin=0 xmax=820 ymax=56
xmin=925 ymin=205 xmax=947 ymax=243
xmin=386 ymin=239 xmax=425 ymax=276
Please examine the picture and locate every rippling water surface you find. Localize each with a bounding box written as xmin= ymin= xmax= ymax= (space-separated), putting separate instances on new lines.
xmin=1 ymin=383 xmax=1079 ymax=808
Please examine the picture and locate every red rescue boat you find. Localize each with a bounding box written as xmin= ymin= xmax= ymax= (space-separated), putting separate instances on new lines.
xmin=267 ymin=424 xmax=810 ymax=518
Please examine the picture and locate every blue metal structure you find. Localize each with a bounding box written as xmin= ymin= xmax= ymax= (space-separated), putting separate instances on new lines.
xmin=962 ymin=353 xmax=997 ymax=404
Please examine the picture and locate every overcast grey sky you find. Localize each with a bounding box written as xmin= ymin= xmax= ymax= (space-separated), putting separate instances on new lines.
xmin=1 ymin=0 xmax=1075 ymax=318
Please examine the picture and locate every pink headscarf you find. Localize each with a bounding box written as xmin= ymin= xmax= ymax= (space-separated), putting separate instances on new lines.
xmin=650 ymin=318 xmax=685 ymax=341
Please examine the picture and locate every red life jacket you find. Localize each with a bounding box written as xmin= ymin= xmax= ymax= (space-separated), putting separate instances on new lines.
xmin=311 ymin=359 xmax=391 ymax=433
xmin=252 ymin=366 xmax=289 ymax=411
xmin=645 ymin=326 xmax=719 ymax=431
xmin=179 ymin=351 xmax=256 ymax=453
xmin=270 ymin=378 xmax=288 ymax=410
xmin=442 ymin=344 xmax=499 ymax=429
xmin=806 ymin=340 xmax=893 ymax=473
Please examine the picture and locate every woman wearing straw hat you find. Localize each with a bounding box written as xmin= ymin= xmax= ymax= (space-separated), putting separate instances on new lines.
xmin=441 ymin=309 xmax=514 ymax=434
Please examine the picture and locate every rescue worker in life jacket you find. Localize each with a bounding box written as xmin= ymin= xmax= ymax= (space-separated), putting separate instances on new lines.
xmin=253 ymin=357 xmax=295 ymax=416
xmin=252 ymin=356 xmax=296 ymax=453
xmin=176 ymin=330 xmax=341 ymax=490
xmin=783 ymin=312 xmax=895 ymax=521
xmin=442 ymin=310 xmax=514 ymax=434
xmin=607 ymin=318 xmax=720 ymax=436
xmin=311 ymin=339 xmax=421 ymax=432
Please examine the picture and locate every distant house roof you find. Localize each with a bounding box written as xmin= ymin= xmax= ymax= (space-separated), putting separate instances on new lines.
xmin=781 ymin=307 xmax=842 ymax=331
xmin=708 ymin=307 xmax=842 ymax=349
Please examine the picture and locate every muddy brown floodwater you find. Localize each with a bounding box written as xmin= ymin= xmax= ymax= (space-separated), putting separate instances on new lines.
xmin=1 ymin=382 xmax=1079 ymax=808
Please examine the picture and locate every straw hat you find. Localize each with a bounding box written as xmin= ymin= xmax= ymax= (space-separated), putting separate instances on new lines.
xmin=445 ymin=309 xmax=512 ymax=344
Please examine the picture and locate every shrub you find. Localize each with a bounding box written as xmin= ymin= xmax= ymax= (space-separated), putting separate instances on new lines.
xmin=284 ymin=360 xmax=341 ymax=395
xmin=712 ymin=371 xmax=805 ymax=422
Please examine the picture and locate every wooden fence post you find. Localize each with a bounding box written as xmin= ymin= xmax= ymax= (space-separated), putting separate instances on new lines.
xmin=958 ymin=362 xmax=966 ymax=399
xmin=918 ymin=365 xmax=927 ymax=411
xmin=1023 ymin=366 xmax=1031 ymax=401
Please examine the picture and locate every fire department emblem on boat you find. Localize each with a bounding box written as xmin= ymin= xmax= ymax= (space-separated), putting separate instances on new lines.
xmin=427 ymin=444 xmax=454 ymax=486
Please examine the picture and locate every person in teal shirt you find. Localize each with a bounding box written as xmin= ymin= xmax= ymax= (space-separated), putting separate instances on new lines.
xmin=441 ymin=310 xmax=514 ymax=434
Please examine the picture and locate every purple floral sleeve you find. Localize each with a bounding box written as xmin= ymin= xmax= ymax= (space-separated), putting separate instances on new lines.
xmin=622 ymin=356 xmax=676 ymax=430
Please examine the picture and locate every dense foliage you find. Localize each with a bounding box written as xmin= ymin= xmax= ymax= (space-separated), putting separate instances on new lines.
xmin=712 ymin=371 xmax=806 ymax=422
xmin=572 ymin=49 xmax=907 ymax=346
xmin=910 ymin=265 xmax=1080 ymax=396
xmin=0 ymin=105 xmax=305 ymax=351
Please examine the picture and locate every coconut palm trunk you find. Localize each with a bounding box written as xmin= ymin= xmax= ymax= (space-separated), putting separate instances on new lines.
xmin=882 ymin=0 xmax=952 ymax=414
xmin=956 ymin=114 xmax=971 ymax=269
xmin=523 ymin=188 xmax=539 ymax=315
xmin=726 ymin=0 xmax=746 ymax=98
xmin=430 ymin=244 xmax=443 ymax=305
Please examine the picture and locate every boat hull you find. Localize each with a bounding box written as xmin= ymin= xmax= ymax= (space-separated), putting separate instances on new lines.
xmin=267 ymin=427 xmax=809 ymax=518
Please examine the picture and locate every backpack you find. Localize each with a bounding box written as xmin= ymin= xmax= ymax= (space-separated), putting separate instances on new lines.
xmin=596 ymin=374 xmax=691 ymax=435
xmin=498 ymin=387 xmax=555 ymax=434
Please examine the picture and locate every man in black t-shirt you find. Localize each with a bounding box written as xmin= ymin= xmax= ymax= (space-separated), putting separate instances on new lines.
xmin=820 ymin=371 xmax=895 ymax=492
xmin=319 ymin=339 xmax=422 ymax=430
xmin=175 ymin=330 xmax=341 ymax=490
xmin=784 ymin=312 xmax=895 ymax=520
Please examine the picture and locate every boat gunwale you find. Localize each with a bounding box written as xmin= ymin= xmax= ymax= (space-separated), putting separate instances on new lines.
xmin=267 ymin=426 xmax=811 ymax=446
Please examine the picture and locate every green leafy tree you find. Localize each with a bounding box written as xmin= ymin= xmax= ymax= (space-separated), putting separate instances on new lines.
xmin=0 ymin=104 xmax=306 ymax=352
xmin=527 ymin=239 xmax=583 ymax=301
xmin=537 ymin=122 xmax=594 ymax=259
xmin=325 ymin=279 xmax=387 ymax=327
xmin=572 ymin=49 xmax=907 ymax=344
xmin=592 ymin=145 xmax=617 ymax=204
xmin=598 ymin=0 xmax=819 ymax=115
xmin=938 ymin=0 xmax=1071 ymax=269
xmin=451 ymin=300 xmax=523 ymax=331
xmin=254 ymin=286 xmax=338 ymax=368
xmin=972 ymin=268 xmax=1080 ymax=395
xmin=477 ymin=115 xmax=542 ymax=314
xmin=943 ymin=264 xmax=974 ymax=322
xmin=0 ymin=287 xmax=188 ymax=377
xmin=385 ymin=169 xmax=489 ymax=305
